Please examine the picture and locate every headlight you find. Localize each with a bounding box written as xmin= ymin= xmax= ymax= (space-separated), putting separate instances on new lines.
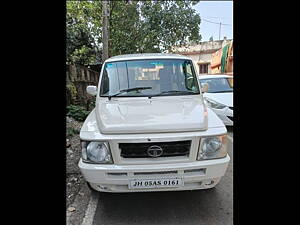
xmin=204 ymin=97 xmax=226 ymax=109
xmin=197 ymin=135 xmax=227 ymax=160
xmin=81 ymin=141 xmax=113 ymax=164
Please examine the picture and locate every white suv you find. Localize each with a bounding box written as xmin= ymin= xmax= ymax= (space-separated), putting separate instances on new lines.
xmin=78 ymin=53 xmax=230 ymax=192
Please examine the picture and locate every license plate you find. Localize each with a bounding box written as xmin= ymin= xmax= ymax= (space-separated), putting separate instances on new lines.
xmin=129 ymin=178 xmax=184 ymax=189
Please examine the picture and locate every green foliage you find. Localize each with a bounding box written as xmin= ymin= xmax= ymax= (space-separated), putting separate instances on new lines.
xmin=66 ymin=1 xmax=102 ymax=65
xmin=67 ymin=105 xmax=90 ymax=122
xmin=67 ymin=127 xmax=80 ymax=137
xmin=69 ymin=45 xmax=97 ymax=65
xmin=109 ymin=0 xmax=202 ymax=54
xmin=109 ymin=0 xmax=141 ymax=55
xmin=66 ymin=83 xmax=78 ymax=102
xmin=88 ymin=98 xmax=96 ymax=110
xmin=66 ymin=0 xmax=202 ymax=63
xmin=137 ymin=0 xmax=201 ymax=52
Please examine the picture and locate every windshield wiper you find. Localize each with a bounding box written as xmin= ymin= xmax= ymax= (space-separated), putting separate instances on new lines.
xmin=108 ymin=87 xmax=152 ymax=100
xmin=149 ymin=90 xmax=196 ymax=98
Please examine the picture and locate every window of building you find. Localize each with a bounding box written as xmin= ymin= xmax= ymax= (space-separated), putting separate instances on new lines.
xmin=199 ymin=63 xmax=209 ymax=74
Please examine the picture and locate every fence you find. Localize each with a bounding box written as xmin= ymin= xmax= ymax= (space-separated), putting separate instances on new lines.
xmin=66 ymin=64 xmax=100 ymax=110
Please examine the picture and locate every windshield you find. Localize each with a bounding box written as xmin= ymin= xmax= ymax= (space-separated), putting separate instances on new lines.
xmin=100 ymin=59 xmax=200 ymax=97
xmin=199 ymin=77 xmax=233 ymax=93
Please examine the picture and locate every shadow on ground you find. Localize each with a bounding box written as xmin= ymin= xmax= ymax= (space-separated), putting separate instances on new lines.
xmin=93 ymin=186 xmax=232 ymax=225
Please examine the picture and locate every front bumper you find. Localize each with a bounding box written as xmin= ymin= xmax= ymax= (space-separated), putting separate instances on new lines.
xmin=78 ymin=154 xmax=230 ymax=192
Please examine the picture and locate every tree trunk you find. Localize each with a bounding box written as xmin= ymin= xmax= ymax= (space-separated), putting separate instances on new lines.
xmin=102 ymin=0 xmax=109 ymax=61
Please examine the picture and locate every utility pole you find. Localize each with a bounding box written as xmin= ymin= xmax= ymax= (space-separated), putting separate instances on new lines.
xmin=202 ymin=18 xmax=231 ymax=41
xmin=102 ymin=0 xmax=109 ymax=61
xmin=219 ymin=22 xmax=222 ymax=40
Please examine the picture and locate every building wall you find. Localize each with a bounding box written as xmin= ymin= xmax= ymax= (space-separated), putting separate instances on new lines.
xmin=197 ymin=53 xmax=213 ymax=75
xmin=171 ymin=39 xmax=232 ymax=76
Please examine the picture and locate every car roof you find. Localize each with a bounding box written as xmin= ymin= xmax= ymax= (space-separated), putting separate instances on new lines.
xmin=199 ymin=74 xmax=233 ymax=79
xmin=105 ymin=53 xmax=192 ymax=62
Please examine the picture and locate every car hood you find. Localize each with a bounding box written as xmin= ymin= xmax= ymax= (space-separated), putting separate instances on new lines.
xmin=96 ymin=96 xmax=208 ymax=134
xmin=203 ymin=92 xmax=233 ymax=107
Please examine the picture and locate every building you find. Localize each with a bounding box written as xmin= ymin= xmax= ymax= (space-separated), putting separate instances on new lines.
xmin=210 ymin=40 xmax=233 ymax=75
xmin=171 ymin=38 xmax=233 ymax=75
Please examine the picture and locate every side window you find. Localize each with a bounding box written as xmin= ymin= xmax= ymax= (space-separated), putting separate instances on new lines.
xmin=183 ymin=61 xmax=199 ymax=92
xmin=186 ymin=63 xmax=193 ymax=76
xmin=100 ymin=67 xmax=110 ymax=95
xmin=100 ymin=63 xmax=119 ymax=96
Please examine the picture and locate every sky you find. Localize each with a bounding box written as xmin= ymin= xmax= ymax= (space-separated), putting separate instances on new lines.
xmin=193 ymin=1 xmax=233 ymax=41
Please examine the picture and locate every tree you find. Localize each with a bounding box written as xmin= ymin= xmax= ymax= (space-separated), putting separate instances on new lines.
xmin=209 ymin=36 xmax=214 ymax=41
xmin=102 ymin=0 xmax=109 ymax=61
xmin=109 ymin=0 xmax=202 ymax=54
xmin=108 ymin=0 xmax=141 ymax=56
xmin=66 ymin=1 xmax=102 ymax=65
xmin=137 ymin=0 xmax=201 ymax=52
xmin=66 ymin=0 xmax=202 ymax=64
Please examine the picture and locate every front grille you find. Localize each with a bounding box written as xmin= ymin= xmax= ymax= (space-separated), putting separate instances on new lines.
xmin=119 ymin=141 xmax=191 ymax=158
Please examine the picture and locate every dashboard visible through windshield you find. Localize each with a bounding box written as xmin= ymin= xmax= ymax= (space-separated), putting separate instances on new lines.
xmin=100 ymin=59 xmax=200 ymax=97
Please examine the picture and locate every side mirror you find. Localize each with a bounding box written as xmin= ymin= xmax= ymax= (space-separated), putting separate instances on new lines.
xmin=86 ymin=85 xmax=97 ymax=96
xmin=201 ymin=83 xmax=209 ymax=93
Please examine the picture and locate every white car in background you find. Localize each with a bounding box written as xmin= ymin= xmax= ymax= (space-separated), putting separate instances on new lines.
xmin=199 ymin=75 xmax=233 ymax=126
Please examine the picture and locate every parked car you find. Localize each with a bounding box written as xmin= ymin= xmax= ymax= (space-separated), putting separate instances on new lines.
xmin=199 ymin=75 xmax=233 ymax=126
xmin=79 ymin=53 xmax=230 ymax=193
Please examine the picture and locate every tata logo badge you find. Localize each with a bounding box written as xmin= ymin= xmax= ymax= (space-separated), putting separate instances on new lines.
xmin=147 ymin=145 xmax=163 ymax=158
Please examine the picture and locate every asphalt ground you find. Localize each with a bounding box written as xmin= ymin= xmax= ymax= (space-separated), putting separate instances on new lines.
xmin=92 ymin=129 xmax=233 ymax=225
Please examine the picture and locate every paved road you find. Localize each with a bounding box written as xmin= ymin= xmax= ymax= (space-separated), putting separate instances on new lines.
xmin=93 ymin=129 xmax=233 ymax=225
